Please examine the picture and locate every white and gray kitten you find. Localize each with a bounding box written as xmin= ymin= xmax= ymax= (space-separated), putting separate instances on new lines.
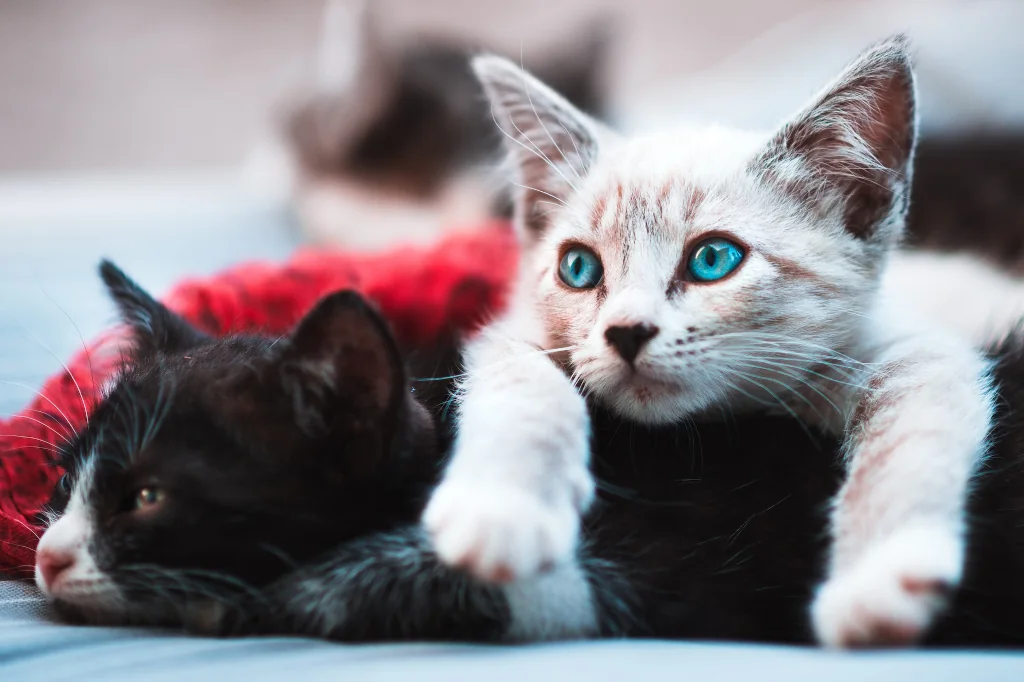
xmin=423 ymin=37 xmax=996 ymax=648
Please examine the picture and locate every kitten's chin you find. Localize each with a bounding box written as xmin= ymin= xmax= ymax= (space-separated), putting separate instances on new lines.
xmin=51 ymin=586 xmax=184 ymax=628
xmin=595 ymin=378 xmax=713 ymax=425
xmin=48 ymin=583 xmax=129 ymax=625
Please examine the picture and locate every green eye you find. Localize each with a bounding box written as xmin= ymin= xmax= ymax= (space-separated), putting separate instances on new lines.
xmin=558 ymin=246 xmax=604 ymax=289
xmin=687 ymin=238 xmax=745 ymax=282
xmin=134 ymin=487 xmax=164 ymax=511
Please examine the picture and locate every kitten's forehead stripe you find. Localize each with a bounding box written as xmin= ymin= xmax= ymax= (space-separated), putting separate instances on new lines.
xmin=75 ymin=451 xmax=98 ymax=505
xmin=684 ymin=187 xmax=705 ymax=224
xmin=590 ymin=193 xmax=608 ymax=230
xmin=761 ymin=252 xmax=843 ymax=297
xmin=657 ymin=179 xmax=674 ymax=215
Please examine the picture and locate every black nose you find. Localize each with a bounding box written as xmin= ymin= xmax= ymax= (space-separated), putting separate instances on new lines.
xmin=604 ymin=323 xmax=659 ymax=364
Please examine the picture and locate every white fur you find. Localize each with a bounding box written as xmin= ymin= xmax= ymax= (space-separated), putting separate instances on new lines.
xmin=811 ymin=297 xmax=996 ymax=646
xmin=884 ymin=250 xmax=1024 ymax=347
xmin=429 ymin=40 xmax=996 ymax=649
xmin=423 ymin=299 xmax=593 ymax=581
xmin=812 ymin=521 xmax=962 ymax=648
xmin=34 ymin=456 xmax=117 ymax=608
xmin=502 ymin=559 xmax=598 ymax=641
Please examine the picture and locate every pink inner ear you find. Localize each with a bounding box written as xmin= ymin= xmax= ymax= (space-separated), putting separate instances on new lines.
xmin=854 ymin=68 xmax=916 ymax=174
xmin=786 ymin=40 xmax=917 ymax=180
xmin=759 ymin=41 xmax=916 ymax=240
xmin=791 ymin=63 xmax=915 ymax=183
xmin=475 ymin=57 xmax=601 ymax=234
xmin=288 ymin=293 xmax=401 ymax=417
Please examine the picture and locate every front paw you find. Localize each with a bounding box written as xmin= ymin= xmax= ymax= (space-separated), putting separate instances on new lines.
xmin=812 ymin=523 xmax=962 ymax=648
xmin=422 ymin=481 xmax=580 ymax=583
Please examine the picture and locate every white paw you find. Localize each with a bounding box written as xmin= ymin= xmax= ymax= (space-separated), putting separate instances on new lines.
xmin=422 ymin=481 xmax=580 ymax=583
xmin=812 ymin=523 xmax=962 ymax=648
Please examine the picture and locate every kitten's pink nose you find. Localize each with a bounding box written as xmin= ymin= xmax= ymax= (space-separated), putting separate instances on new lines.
xmin=37 ymin=546 xmax=76 ymax=590
xmin=605 ymin=323 xmax=659 ymax=365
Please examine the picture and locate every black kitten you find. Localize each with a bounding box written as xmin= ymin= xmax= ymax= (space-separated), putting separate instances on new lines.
xmin=35 ymin=261 xmax=1024 ymax=645
xmin=35 ymin=261 xmax=444 ymax=629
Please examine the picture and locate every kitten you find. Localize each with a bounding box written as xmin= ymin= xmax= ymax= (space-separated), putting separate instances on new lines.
xmin=423 ymin=36 xmax=997 ymax=648
xmin=35 ymin=262 xmax=439 ymax=629
xmin=34 ymin=263 xmax=1024 ymax=646
xmin=274 ymin=0 xmax=608 ymax=248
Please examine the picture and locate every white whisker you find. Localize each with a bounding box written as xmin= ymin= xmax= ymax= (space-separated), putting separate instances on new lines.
xmin=516 ymin=51 xmax=583 ymax=186
xmin=488 ymin=103 xmax=578 ymax=195
xmin=5 ymin=414 xmax=74 ymax=447
xmin=511 ymin=183 xmax=569 ymax=208
xmin=0 ymin=380 xmax=76 ymax=433
xmin=729 ymin=369 xmax=816 ymax=441
xmin=729 ymin=360 xmax=842 ymax=423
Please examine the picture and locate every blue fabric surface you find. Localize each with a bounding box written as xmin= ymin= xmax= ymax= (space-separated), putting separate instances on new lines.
xmin=2 ymin=581 xmax=1024 ymax=682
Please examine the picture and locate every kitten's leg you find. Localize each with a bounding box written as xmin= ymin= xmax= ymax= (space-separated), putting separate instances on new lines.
xmin=272 ymin=526 xmax=600 ymax=642
xmin=423 ymin=311 xmax=593 ymax=583
xmin=812 ymin=330 xmax=995 ymax=648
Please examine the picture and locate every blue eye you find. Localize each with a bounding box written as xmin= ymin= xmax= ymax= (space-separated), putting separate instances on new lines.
xmin=687 ymin=238 xmax=745 ymax=282
xmin=558 ymin=246 xmax=604 ymax=289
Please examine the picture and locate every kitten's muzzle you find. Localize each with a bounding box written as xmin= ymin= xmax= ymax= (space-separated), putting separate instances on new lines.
xmin=604 ymin=323 xmax=659 ymax=365
xmin=36 ymin=544 xmax=76 ymax=592
xmin=34 ymin=507 xmax=101 ymax=600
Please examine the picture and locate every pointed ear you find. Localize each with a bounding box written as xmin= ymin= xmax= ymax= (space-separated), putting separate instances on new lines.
xmin=472 ymin=55 xmax=605 ymax=236
xmin=277 ymin=291 xmax=404 ymax=435
xmin=287 ymin=0 xmax=396 ymax=172
xmin=315 ymin=0 xmax=390 ymax=95
xmin=759 ymin=36 xmax=917 ymax=243
xmin=99 ymin=260 xmax=209 ymax=358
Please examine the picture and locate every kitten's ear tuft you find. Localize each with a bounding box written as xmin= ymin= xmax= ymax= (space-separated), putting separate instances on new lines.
xmin=761 ymin=36 xmax=917 ymax=243
xmin=287 ymin=0 xmax=396 ymax=173
xmin=315 ymin=0 xmax=381 ymax=95
xmin=279 ymin=290 xmax=404 ymax=434
xmin=472 ymin=55 xmax=605 ymax=236
xmin=99 ymin=260 xmax=209 ymax=358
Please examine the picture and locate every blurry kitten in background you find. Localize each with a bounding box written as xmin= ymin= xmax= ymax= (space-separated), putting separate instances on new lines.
xmin=248 ymin=0 xmax=609 ymax=249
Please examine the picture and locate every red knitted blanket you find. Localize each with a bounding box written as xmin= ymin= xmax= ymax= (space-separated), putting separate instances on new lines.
xmin=0 ymin=224 xmax=517 ymax=578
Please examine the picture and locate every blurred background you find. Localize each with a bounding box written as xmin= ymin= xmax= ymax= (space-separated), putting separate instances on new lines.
xmin=2 ymin=0 xmax=1022 ymax=173
xmin=0 ymin=0 xmax=1021 ymax=412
